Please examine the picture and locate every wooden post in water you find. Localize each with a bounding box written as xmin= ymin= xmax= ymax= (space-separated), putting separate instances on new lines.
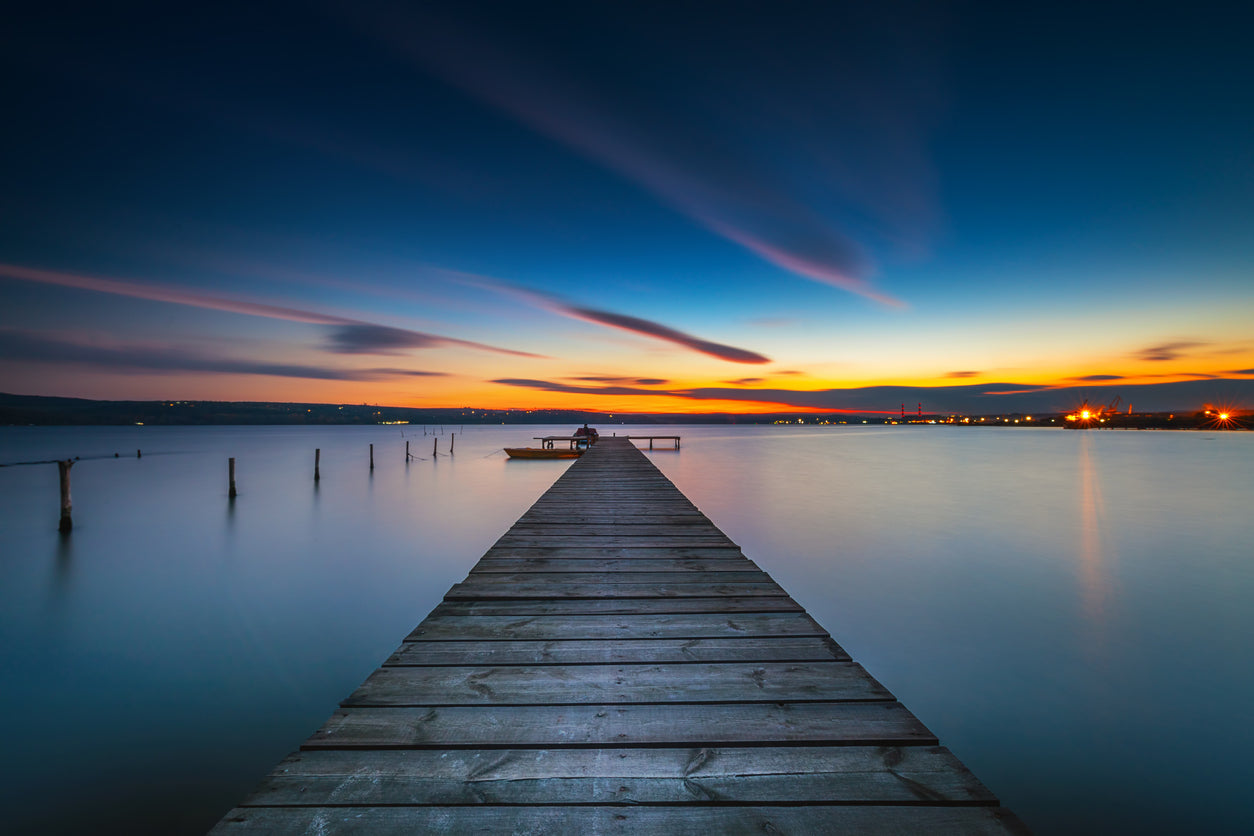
xmin=229 ymin=458 xmax=237 ymax=498
xmin=433 ymin=437 xmax=438 ymax=457
xmin=450 ymin=433 xmax=455 ymax=454
xmin=137 ymin=449 xmax=142 ymax=458
xmin=57 ymin=459 xmax=73 ymax=533
xmin=405 ymin=441 xmax=410 ymax=461
xmin=314 ymin=449 xmax=321 ymax=482
xmin=369 ymin=444 xmax=374 ymax=470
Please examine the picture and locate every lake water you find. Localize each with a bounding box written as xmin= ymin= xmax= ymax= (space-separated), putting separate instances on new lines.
xmin=1 ymin=424 xmax=1250 ymax=834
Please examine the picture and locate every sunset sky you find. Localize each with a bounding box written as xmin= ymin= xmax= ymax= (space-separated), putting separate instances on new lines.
xmin=2 ymin=1 xmax=1252 ymax=414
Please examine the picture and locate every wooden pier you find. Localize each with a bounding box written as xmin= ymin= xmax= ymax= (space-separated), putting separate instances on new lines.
xmin=212 ymin=437 xmax=1027 ymax=834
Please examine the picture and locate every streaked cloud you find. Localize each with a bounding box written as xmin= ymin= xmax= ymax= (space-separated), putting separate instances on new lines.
xmin=0 ymin=329 xmax=447 ymax=381
xmin=1136 ymin=341 xmax=1206 ymax=362
xmin=452 ymin=274 xmax=770 ymax=364
xmin=723 ymin=377 xmax=766 ymax=385
xmin=365 ymin=6 xmax=936 ymax=305
xmin=945 ymin=370 xmax=980 ymax=379
xmin=0 ymin=262 xmax=541 ymax=358
xmin=571 ymin=376 xmax=669 ymax=385
xmin=1073 ymin=374 xmax=1124 ymax=381
xmin=491 ymin=378 xmax=658 ymax=397
xmin=567 ymin=306 xmax=769 ymax=364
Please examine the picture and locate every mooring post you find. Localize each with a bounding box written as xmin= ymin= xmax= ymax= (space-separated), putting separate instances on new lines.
xmin=57 ymin=459 xmax=73 ymax=533
xmin=433 ymin=437 xmax=438 ymax=457
xmin=229 ymin=457 xmax=237 ymax=498
xmin=369 ymin=443 xmax=374 ymax=470
xmin=137 ymin=449 xmax=142 ymax=458
xmin=314 ymin=448 xmax=321 ymax=482
xmin=405 ymin=441 xmax=410 ymax=461
xmin=450 ymin=433 xmax=455 ymax=454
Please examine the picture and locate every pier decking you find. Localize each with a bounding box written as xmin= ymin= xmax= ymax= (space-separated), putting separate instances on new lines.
xmin=212 ymin=437 xmax=1027 ymax=834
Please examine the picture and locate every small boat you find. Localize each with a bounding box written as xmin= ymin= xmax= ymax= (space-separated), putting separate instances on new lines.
xmin=504 ymin=447 xmax=584 ymax=459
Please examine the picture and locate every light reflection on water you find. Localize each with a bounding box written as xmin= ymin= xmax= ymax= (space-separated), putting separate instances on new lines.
xmin=1 ymin=424 xmax=1251 ymax=834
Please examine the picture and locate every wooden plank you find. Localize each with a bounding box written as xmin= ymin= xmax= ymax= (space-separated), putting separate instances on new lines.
xmin=238 ymin=745 xmax=997 ymax=806
xmin=497 ymin=527 xmax=732 ymax=538
xmin=516 ymin=511 xmax=707 ymax=519
xmin=504 ymin=527 xmax=725 ymax=536
xmin=530 ymin=501 xmax=697 ymax=505
xmin=482 ymin=546 xmax=746 ymax=560
xmin=387 ymin=636 xmax=850 ymax=665
xmin=455 ymin=571 xmax=773 ymax=585
xmin=444 ymin=581 xmax=787 ymax=599
xmin=512 ymin=521 xmax=713 ymax=529
xmin=428 ymin=597 xmax=806 ymax=616
xmin=304 ymin=702 xmax=938 ymax=749
xmin=213 ymin=805 xmax=1031 ymax=834
xmin=471 ymin=558 xmax=760 ymax=573
xmin=343 ymin=662 xmax=889 ymax=706
xmin=408 ymin=612 xmax=824 ymax=641
xmin=491 ymin=537 xmax=738 ymax=548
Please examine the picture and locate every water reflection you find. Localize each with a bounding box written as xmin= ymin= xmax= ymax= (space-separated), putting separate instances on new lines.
xmin=51 ymin=530 xmax=74 ymax=601
xmin=1076 ymin=433 xmax=1114 ymax=645
xmin=1 ymin=425 xmax=1251 ymax=836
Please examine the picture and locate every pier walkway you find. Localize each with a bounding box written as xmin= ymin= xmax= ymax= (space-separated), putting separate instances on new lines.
xmin=212 ymin=437 xmax=1027 ymax=834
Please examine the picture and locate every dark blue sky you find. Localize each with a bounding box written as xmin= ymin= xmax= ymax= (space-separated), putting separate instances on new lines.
xmin=2 ymin=1 xmax=1252 ymax=412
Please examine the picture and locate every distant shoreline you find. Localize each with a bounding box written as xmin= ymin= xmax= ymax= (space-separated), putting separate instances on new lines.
xmin=1 ymin=392 xmax=1246 ymax=430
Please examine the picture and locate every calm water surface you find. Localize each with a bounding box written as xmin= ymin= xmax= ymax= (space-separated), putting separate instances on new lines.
xmin=1 ymin=425 xmax=1250 ymax=834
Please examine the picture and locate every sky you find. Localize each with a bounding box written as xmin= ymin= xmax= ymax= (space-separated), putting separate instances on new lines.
xmin=2 ymin=0 xmax=1252 ymax=415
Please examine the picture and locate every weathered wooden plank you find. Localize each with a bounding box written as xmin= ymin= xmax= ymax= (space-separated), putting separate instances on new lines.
xmin=304 ymin=702 xmax=938 ymax=749
xmin=471 ymin=558 xmax=760 ymax=573
xmin=238 ymin=745 xmax=996 ymax=806
xmin=428 ymin=597 xmax=806 ymax=617
xmin=504 ymin=526 xmax=726 ymax=537
xmin=213 ymin=805 xmax=1030 ymax=834
xmin=490 ymin=536 xmax=738 ymax=549
xmin=408 ymin=612 xmax=824 ymax=640
xmin=343 ymin=662 xmax=888 ymax=706
xmin=517 ymin=511 xmax=707 ymax=520
xmin=387 ymin=636 xmax=850 ymax=665
xmin=456 ymin=571 xmax=773 ymax=585
xmin=522 ymin=505 xmax=701 ymax=514
xmin=496 ymin=527 xmax=731 ymax=537
xmin=482 ymin=546 xmax=746 ymax=560
xmin=445 ymin=581 xmax=786 ymax=599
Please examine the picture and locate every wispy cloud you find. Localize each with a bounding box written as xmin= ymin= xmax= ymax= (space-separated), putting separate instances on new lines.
xmin=361 ymin=7 xmax=937 ymax=305
xmin=491 ymin=378 xmax=658 ymax=397
xmin=1136 ymin=341 xmax=1206 ymax=362
xmin=0 ymin=329 xmax=448 ymax=381
xmin=0 ymin=262 xmax=541 ymax=358
xmin=1073 ymin=374 xmax=1124 ymax=381
xmin=452 ymin=274 xmax=769 ymax=364
xmin=945 ymin=370 xmax=980 ymax=379
xmin=567 ymin=306 xmax=769 ymax=364
xmin=723 ymin=377 xmax=766 ymax=385
xmin=571 ymin=376 xmax=669 ymax=385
